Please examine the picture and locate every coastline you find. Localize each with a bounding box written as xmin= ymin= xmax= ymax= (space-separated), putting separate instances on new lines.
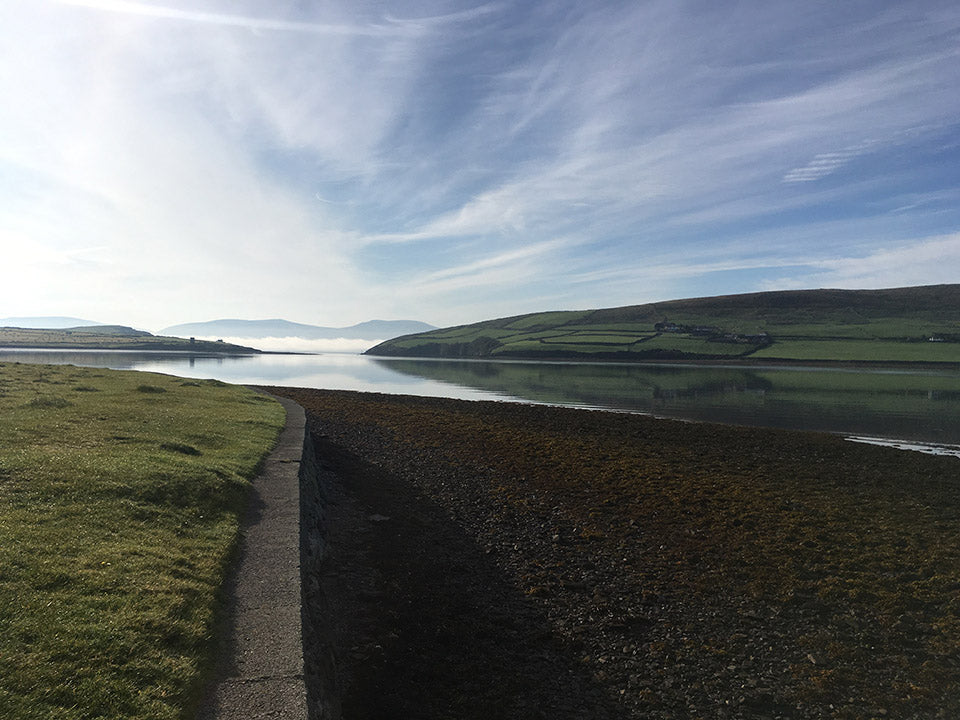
xmin=0 ymin=343 xmax=260 ymax=354
xmin=366 ymin=349 xmax=960 ymax=372
xmin=268 ymin=387 xmax=960 ymax=719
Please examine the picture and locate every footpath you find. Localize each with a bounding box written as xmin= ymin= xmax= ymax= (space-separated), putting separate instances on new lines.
xmin=196 ymin=395 xmax=307 ymax=720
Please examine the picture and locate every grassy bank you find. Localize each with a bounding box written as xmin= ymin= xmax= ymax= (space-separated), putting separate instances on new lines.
xmin=0 ymin=363 xmax=285 ymax=719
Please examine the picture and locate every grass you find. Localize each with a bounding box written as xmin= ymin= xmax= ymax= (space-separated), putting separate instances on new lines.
xmin=501 ymin=310 xmax=591 ymax=330
xmin=489 ymin=333 xmax=754 ymax=356
xmin=0 ymin=327 xmax=256 ymax=354
xmin=367 ymin=285 xmax=960 ymax=364
xmin=537 ymin=334 xmax=653 ymax=344
xmin=0 ymin=362 xmax=285 ymax=719
xmin=753 ymin=339 xmax=960 ymax=363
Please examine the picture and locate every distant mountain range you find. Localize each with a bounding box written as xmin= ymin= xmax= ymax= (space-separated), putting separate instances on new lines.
xmin=161 ymin=318 xmax=435 ymax=340
xmin=0 ymin=316 xmax=104 ymax=329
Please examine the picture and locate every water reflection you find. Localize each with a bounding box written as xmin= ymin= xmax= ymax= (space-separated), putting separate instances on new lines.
xmin=1 ymin=349 xmax=958 ymax=446
xmin=372 ymin=358 xmax=960 ymax=445
xmin=0 ymin=349 xmax=511 ymax=402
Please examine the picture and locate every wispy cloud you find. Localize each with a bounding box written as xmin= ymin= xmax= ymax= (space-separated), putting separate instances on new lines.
xmin=781 ymin=123 xmax=950 ymax=183
xmin=57 ymin=0 xmax=452 ymax=37
xmin=2 ymin=1 xmax=959 ymax=328
xmin=783 ymin=144 xmax=877 ymax=183
xmin=406 ymin=238 xmax=573 ymax=297
xmin=761 ymin=233 xmax=960 ymax=291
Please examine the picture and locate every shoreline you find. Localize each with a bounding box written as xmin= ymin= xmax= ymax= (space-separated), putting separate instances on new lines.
xmin=0 ymin=343 xmax=261 ymax=354
xmin=367 ymin=350 xmax=960 ymax=372
xmin=270 ymin=387 xmax=960 ymax=719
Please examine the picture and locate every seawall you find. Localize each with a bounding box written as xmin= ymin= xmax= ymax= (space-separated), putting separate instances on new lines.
xmin=197 ymin=395 xmax=309 ymax=719
xmin=298 ymin=421 xmax=341 ymax=719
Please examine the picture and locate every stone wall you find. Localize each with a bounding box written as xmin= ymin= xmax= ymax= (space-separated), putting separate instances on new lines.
xmin=299 ymin=424 xmax=341 ymax=720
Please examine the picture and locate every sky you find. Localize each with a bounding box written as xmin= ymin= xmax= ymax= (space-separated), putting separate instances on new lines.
xmin=1 ymin=0 xmax=959 ymax=333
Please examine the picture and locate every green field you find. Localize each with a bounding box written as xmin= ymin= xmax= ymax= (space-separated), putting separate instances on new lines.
xmin=0 ymin=363 xmax=285 ymax=719
xmin=752 ymin=339 xmax=960 ymax=363
xmin=367 ymin=284 xmax=960 ymax=365
xmin=0 ymin=327 xmax=258 ymax=354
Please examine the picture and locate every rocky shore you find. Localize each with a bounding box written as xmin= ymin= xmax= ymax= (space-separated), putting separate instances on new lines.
xmin=267 ymin=387 xmax=960 ymax=720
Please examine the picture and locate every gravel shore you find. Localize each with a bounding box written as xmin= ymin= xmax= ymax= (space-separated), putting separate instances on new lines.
xmin=268 ymin=387 xmax=960 ymax=720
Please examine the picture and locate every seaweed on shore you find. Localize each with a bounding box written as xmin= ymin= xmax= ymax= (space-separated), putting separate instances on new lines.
xmin=273 ymin=387 xmax=960 ymax=720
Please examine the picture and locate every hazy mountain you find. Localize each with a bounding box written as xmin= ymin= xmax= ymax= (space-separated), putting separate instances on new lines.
xmin=161 ymin=318 xmax=435 ymax=340
xmin=0 ymin=316 xmax=103 ymax=329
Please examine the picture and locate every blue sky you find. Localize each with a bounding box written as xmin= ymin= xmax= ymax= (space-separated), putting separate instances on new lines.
xmin=1 ymin=0 xmax=958 ymax=332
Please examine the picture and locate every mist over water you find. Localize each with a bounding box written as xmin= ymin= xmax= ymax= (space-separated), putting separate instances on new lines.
xmin=0 ymin=350 xmax=509 ymax=402
xmin=189 ymin=336 xmax=379 ymax=354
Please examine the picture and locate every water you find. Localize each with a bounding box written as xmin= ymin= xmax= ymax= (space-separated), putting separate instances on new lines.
xmin=0 ymin=350 xmax=513 ymax=401
xmin=2 ymin=349 xmax=958 ymax=451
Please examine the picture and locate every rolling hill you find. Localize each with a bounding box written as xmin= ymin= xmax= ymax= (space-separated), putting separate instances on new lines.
xmin=365 ymin=284 xmax=960 ymax=365
xmin=0 ymin=326 xmax=259 ymax=353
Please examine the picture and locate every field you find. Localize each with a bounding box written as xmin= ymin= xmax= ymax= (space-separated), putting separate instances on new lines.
xmin=752 ymin=339 xmax=960 ymax=363
xmin=367 ymin=284 xmax=960 ymax=364
xmin=0 ymin=363 xmax=284 ymax=719
xmin=0 ymin=327 xmax=258 ymax=354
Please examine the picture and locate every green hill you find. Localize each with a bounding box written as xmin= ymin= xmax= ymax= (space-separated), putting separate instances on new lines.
xmin=63 ymin=324 xmax=152 ymax=336
xmin=365 ymin=284 xmax=960 ymax=365
xmin=0 ymin=326 xmax=260 ymax=353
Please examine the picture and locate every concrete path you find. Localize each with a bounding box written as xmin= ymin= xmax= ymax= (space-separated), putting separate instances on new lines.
xmin=197 ymin=395 xmax=307 ymax=720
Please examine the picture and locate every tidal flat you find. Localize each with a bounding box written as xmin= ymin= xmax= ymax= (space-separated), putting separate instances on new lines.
xmin=272 ymin=387 xmax=960 ymax=720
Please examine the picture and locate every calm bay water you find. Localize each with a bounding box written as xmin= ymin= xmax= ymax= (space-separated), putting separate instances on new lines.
xmin=2 ymin=349 xmax=959 ymax=450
